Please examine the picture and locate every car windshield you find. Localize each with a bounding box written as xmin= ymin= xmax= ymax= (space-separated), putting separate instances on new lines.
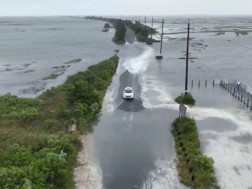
xmin=125 ymin=89 xmax=132 ymax=93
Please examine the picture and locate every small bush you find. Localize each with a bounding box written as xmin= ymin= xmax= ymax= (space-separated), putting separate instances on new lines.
xmin=175 ymin=93 xmax=195 ymax=106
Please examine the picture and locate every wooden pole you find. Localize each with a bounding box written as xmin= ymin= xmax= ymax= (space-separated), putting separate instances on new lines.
xmin=185 ymin=21 xmax=190 ymax=94
xmin=160 ymin=19 xmax=164 ymax=55
xmin=144 ymin=16 xmax=146 ymax=30
xmin=155 ymin=19 xmax=164 ymax=59
xmin=151 ymin=17 xmax=153 ymax=40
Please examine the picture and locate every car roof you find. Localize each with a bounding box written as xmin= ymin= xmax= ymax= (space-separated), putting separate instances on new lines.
xmin=124 ymin=87 xmax=133 ymax=90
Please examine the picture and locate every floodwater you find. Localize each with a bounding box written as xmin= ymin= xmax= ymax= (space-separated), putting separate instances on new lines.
xmin=1 ymin=16 xmax=252 ymax=189
xmin=0 ymin=17 xmax=117 ymax=97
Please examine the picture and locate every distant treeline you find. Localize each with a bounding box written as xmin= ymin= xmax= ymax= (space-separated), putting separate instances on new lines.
xmin=85 ymin=16 xmax=158 ymax=44
xmin=123 ymin=20 xmax=158 ymax=42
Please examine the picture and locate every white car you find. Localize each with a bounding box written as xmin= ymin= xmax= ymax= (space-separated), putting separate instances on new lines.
xmin=123 ymin=87 xmax=134 ymax=100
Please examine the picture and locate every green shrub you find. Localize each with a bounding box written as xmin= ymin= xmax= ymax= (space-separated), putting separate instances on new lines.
xmin=0 ymin=144 xmax=33 ymax=167
xmin=0 ymin=167 xmax=27 ymax=189
xmin=175 ymin=93 xmax=195 ymax=106
xmin=0 ymin=136 xmax=77 ymax=189
xmin=0 ymin=94 xmax=41 ymax=122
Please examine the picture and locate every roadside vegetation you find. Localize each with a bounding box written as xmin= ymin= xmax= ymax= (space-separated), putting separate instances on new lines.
xmin=175 ymin=93 xmax=196 ymax=106
xmin=0 ymin=56 xmax=119 ymax=189
xmin=112 ymin=19 xmax=126 ymax=44
xmin=172 ymin=92 xmax=219 ymax=188
xmin=171 ymin=117 xmax=219 ymax=189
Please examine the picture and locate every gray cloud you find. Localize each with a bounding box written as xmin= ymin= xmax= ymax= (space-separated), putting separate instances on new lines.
xmin=0 ymin=0 xmax=251 ymax=16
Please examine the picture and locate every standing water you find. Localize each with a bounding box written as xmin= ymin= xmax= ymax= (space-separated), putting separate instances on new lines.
xmin=1 ymin=16 xmax=252 ymax=189
xmin=93 ymin=44 xmax=188 ymax=189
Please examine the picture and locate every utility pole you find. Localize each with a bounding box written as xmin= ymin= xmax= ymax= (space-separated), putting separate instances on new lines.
xmin=151 ymin=17 xmax=153 ymax=39
xmin=144 ymin=16 xmax=146 ymax=30
xmin=185 ymin=21 xmax=190 ymax=95
xmin=155 ymin=19 xmax=164 ymax=59
xmin=160 ymin=19 xmax=164 ymax=54
xmin=146 ymin=17 xmax=154 ymax=45
xmin=178 ymin=20 xmax=196 ymax=94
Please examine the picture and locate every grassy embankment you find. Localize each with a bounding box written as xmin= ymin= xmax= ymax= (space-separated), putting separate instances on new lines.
xmin=173 ymin=93 xmax=219 ymax=188
xmin=0 ymin=56 xmax=119 ymax=189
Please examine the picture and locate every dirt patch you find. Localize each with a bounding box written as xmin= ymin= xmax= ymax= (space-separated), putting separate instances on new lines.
xmin=74 ymin=134 xmax=101 ymax=189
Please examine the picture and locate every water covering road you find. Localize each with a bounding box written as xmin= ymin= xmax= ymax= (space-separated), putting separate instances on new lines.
xmin=1 ymin=17 xmax=252 ymax=189
xmin=92 ymin=18 xmax=252 ymax=189
xmin=91 ymin=27 xmax=189 ymax=189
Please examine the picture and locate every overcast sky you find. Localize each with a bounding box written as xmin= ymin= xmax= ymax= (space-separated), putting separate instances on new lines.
xmin=0 ymin=0 xmax=252 ymax=16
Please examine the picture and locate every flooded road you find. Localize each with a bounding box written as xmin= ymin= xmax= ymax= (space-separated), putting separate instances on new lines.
xmin=1 ymin=16 xmax=252 ymax=189
xmin=92 ymin=17 xmax=252 ymax=188
xmin=93 ymin=43 xmax=187 ymax=189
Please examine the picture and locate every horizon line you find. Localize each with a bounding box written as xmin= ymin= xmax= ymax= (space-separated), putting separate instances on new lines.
xmin=1 ymin=14 xmax=252 ymax=17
